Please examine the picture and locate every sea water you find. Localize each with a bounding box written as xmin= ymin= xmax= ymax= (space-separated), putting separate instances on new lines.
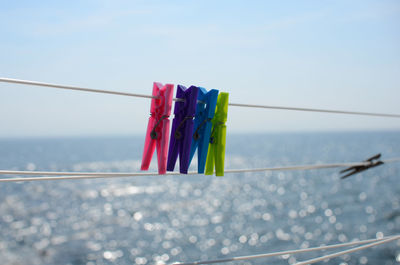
xmin=0 ymin=131 xmax=399 ymax=265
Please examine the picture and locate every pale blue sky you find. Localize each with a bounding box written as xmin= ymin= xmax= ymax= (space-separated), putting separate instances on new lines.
xmin=1 ymin=0 xmax=399 ymax=137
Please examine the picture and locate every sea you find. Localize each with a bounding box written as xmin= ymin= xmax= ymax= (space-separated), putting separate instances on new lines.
xmin=0 ymin=131 xmax=399 ymax=265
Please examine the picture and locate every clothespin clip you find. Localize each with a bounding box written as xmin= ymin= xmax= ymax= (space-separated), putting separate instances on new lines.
xmin=189 ymin=87 xmax=219 ymax=173
xmin=141 ymin=82 xmax=174 ymax=174
xmin=167 ymin=85 xmax=199 ymax=174
xmin=340 ymin=153 xmax=384 ymax=179
xmin=205 ymin=92 xmax=229 ymax=176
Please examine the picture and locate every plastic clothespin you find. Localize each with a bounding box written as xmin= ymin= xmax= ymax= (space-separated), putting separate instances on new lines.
xmin=167 ymin=85 xmax=199 ymax=174
xmin=189 ymin=87 xmax=219 ymax=173
xmin=340 ymin=153 xmax=384 ymax=179
xmin=141 ymin=82 xmax=174 ymax=174
xmin=205 ymin=92 xmax=229 ymax=176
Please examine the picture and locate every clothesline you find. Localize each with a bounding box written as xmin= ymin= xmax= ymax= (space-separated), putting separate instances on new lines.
xmin=0 ymin=157 xmax=399 ymax=182
xmin=171 ymin=235 xmax=400 ymax=265
xmin=295 ymin=235 xmax=400 ymax=265
xmin=1 ymin=77 xmax=400 ymax=118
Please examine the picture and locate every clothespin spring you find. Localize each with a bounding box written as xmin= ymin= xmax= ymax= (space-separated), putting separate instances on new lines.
xmin=174 ymin=116 xmax=194 ymax=139
xmin=209 ymin=122 xmax=224 ymax=144
xmin=193 ymin=118 xmax=212 ymax=140
xmin=150 ymin=115 xmax=169 ymax=139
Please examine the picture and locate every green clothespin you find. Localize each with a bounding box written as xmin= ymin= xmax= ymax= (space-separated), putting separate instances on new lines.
xmin=205 ymin=92 xmax=229 ymax=176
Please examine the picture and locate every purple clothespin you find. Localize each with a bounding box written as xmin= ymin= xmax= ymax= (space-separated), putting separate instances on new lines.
xmin=167 ymin=85 xmax=199 ymax=174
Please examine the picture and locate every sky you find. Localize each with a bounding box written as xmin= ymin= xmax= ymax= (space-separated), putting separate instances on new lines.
xmin=0 ymin=0 xmax=399 ymax=137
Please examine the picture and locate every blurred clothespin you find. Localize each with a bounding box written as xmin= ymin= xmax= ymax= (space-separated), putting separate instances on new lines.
xmin=167 ymin=85 xmax=199 ymax=174
xmin=141 ymin=82 xmax=174 ymax=174
xmin=205 ymin=92 xmax=229 ymax=176
xmin=340 ymin=153 xmax=384 ymax=179
xmin=189 ymin=87 xmax=219 ymax=173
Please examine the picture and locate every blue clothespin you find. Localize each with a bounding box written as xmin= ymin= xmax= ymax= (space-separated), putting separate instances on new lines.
xmin=189 ymin=87 xmax=219 ymax=173
xmin=167 ymin=85 xmax=199 ymax=174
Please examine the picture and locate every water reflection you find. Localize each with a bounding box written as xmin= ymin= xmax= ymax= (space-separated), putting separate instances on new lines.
xmin=0 ymin=133 xmax=399 ymax=264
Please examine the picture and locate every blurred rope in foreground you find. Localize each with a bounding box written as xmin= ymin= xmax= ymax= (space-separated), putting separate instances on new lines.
xmin=171 ymin=235 xmax=400 ymax=265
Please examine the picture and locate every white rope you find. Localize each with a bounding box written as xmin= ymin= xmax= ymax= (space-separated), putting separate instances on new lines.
xmin=0 ymin=158 xmax=399 ymax=182
xmin=228 ymin=102 xmax=400 ymax=118
xmin=2 ymin=77 xmax=400 ymax=118
xmin=171 ymin=235 xmax=399 ymax=265
xmin=0 ymin=77 xmax=156 ymax=99
xmin=295 ymin=235 xmax=400 ymax=265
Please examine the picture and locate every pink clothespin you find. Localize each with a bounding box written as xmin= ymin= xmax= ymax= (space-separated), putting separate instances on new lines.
xmin=141 ymin=82 xmax=174 ymax=174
